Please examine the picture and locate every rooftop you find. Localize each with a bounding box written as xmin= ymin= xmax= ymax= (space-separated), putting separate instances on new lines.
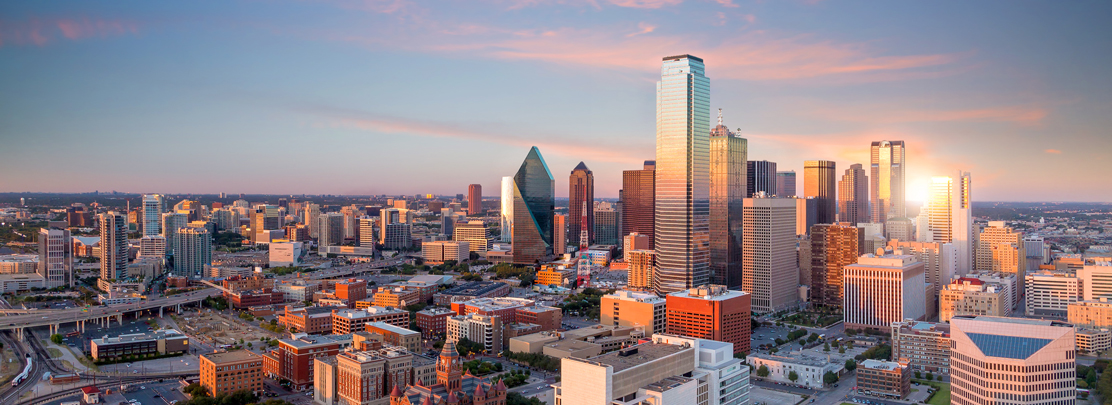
xmin=606 ymin=290 xmax=665 ymax=303
xmin=668 ymin=285 xmax=748 ymax=301
xmin=576 ymin=343 xmax=690 ymax=373
xmin=746 ymin=352 xmax=834 ymax=367
xmin=202 ymin=350 xmax=262 ymax=364
xmin=366 ymin=322 xmax=420 ymax=336
xmin=439 ymin=281 xmax=508 ymax=297
xmin=417 ymin=307 xmax=457 ymax=315
xmin=860 ymin=359 xmax=906 ymax=371
xmin=334 ymin=307 xmax=406 ymax=318
xmin=282 ymin=334 xmax=352 ymax=349
xmin=642 ymin=376 xmax=694 ymax=393
xmin=460 ymin=297 xmax=534 ymax=311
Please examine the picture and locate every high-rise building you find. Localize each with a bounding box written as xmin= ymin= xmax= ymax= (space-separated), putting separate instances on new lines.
xmin=939 ymin=277 xmax=1010 ymax=322
xmin=593 ymin=206 xmax=618 ymax=246
xmin=890 ymin=320 xmax=951 ymax=375
xmin=777 ymin=171 xmax=796 ymax=197
xmin=741 ymin=197 xmax=799 ymax=313
xmin=870 ymin=141 xmax=906 ymax=223
xmin=139 ymin=235 xmax=166 ymax=259
xmin=888 ymin=240 xmax=957 ymax=298
xmin=1078 ymin=262 xmax=1112 ymax=301
xmin=949 ymin=317 xmax=1075 ymax=405
xmin=569 ymin=162 xmax=595 ymax=245
xmin=1025 ymin=271 xmax=1080 ymax=317
xmin=601 ymin=290 xmax=666 ymax=334
xmin=177 ymin=227 xmax=212 ymax=277
xmin=340 ymin=205 xmax=360 ymax=240
xmin=747 ymin=160 xmax=777 ymax=197
xmin=161 ymin=212 xmax=188 ymax=270
xmin=709 ymin=109 xmax=746 ymax=288
xmin=838 ymin=163 xmax=868 ymax=226
xmin=38 ymin=228 xmax=72 ymax=288
xmin=804 ymin=160 xmax=837 ymax=225
xmin=885 ymin=217 xmax=914 ymax=242
xmin=553 ymin=213 xmax=567 ymax=256
xmin=927 ymin=173 xmax=973 ymax=272
xmin=976 ymin=221 xmax=1026 ymax=277
xmin=654 ymin=54 xmax=710 ymax=294
xmin=500 ymin=176 xmax=514 ymax=243
xmin=843 ymin=253 xmax=926 ymax=332
xmin=1068 ymin=299 xmax=1112 ymax=328
xmin=795 ymin=197 xmax=817 ymax=236
xmin=626 ymin=250 xmax=655 ymax=291
xmin=318 ymin=213 xmax=344 ymax=248
xmin=99 ymin=212 xmax=128 ymax=281
xmin=453 ymin=221 xmax=489 ymax=253
xmin=358 ymin=216 xmax=376 ymax=247
xmin=467 ymin=184 xmax=483 ymax=216
xmin=142 ymin=194 xmax=163 ymax=237
xmin=622 ymin=161 xmax=655 ymax=248
xmin=809 ymin=223 xmax=860 ymax=309
xmin=511 ymin=147 xmax=555 ymax=265
xmin=1023 ymin=235 xmax=1048 ymax=272
xmin=666 ymin=285 xmax=751 ymax=354
xmin=304 ymin=203 xmax=321 ymax=238
xmin=200 ymin=351 xmax=264 ymax=397
xmin=251 ymin=205 xmax=280 ymax=243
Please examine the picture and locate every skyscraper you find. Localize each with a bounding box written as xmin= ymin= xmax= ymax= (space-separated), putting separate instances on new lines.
xmin=927 ymin=172 xmax=973 ymax=272
xmin=810 ymin=223 xmax=859 ymax=309
xmin=949 ymin=317 xmax=1075 ymax=405
xmin=777 ymin=171 xmax=796 ymax=197
xmin=177 ymin=227 xmax=212 ymax=277
xmin=99 ymin=212 xmax=128 ymax=280
xmin=467 ymin=184 xmax=482 ymax=216
xmin=709 ymin=109 xmax=747 ymax=288
xmin=553 ymin=213 xmax=567 ymax=256
xmin=511 ymin=146 xmax=555 ymax=265
xmin=251 ymin=205 xmax=280 ymax=243
xmin=870 ymin=140 xmax=906 ymax=223
xmin=746 ymin=161 xmax=777 ymax=197
xmin=500 ymin=176 xmax=514 ymax=243
xmin=622 ymin=161 xmax=655 ymax=248
xmin=838 ymin=163 xmax=868 ymax=226
xmin=162 ymin=212 xmax=188 ymax=269
xmin=593 ymin=205 xmax=618 ymax=246
xmin=304 ymin=203 xmax=321 ymax=238
xmin=318 ymin=213 xmax=345 ymax=247
xmin=804 ymin=160 xmax=837 ymax=225
xmin=741 ymin=197 xmax=799 ymax=313
xmin=569 ymin=162 xmax=594 ymax=246
xmin=142 ymin=194 xmax=163 ymax=236
xmin=653 ymin=54 xmax=711 ymax=294
xmin=38 ymin=227 xmax=72 ymax=288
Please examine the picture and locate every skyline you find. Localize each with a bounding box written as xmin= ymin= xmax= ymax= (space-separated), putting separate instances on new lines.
xmin=2 ymin=1 xmax=1111 ymax=201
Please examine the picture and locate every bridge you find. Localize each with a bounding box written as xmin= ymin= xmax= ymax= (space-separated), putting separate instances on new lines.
xmin=0 ymin=289 xmax=220 ymax=340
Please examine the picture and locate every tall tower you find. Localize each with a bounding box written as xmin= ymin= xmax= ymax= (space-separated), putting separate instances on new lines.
xmin=776 ymin=171 xmax=796 ymax=197
xmin=622 ymin=161 xmax=655 ymax=248
xmin=99 ymin=212 xmax=128 ymax=280
xmin=653 ymin=54 xmax=711 ymax=295
xmin=927 ymin=172 xmax=972 ymax=273
xmin=142 ymin=194 xmax=163 ymax=237
xmin=709 ymin=109 xmax=747 ymax=288
xmin=177 ymin=226 xmax=212 ymax=277
xmin=804 ymin=160 xmax=837 ymax=225
xmin=162 ymin=212 xmax=188 ymax=269
xmin=436 ymin=340 xmax=463 ymax=391
xmin=746 ymin=161 xmax=777 ymax=197
xmin=870 ymin=140 xmax=906 ymax=223
xmin=38 ymin=227 xmax=73 ymax=288
xmin=741 ymin=197 xmax=798 ymax=313
xmin=467 ymin=184 xmax=483 ymax=216
xmin=569 ymin=162 xmax=595 ymax=246
xmin=511 ymin=147 xmax=555 ymax=265
xmin=837 ymin=163 xmax=868 ymax=226
xmin=500 ymin=176 xmax=514 ymax=242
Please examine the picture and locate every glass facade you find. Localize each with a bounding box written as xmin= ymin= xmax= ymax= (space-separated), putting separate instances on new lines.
xmin=500 ymin=176 xmax=514 ymax=242
xmin=709 ymin=110 xmax=746 ymax=288
xmin=654 ymin=54 xmax=710 ymax=294
xmin=804 ymin=160 xmax=837 ymax=225
xmin=838 ymin=163 xmax=868 ymax=226
xmin=512 ymin=146 xmax=555 ymax=265
xmin=870 ymin=140 xmax=906 ymax=223
xmin=569 ymin=162 xmax=594 ymax=247
xmin=746 ymin=160 xmax=777 ymax=197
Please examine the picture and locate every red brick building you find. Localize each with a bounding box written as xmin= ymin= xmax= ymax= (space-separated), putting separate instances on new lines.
xmin=262 ymin=335 xmax=344 ymax=390
xmin=228 ymin=290 xmax=284 ymax=309
xmin=665 ymin=285 xmax=751 ymax=354
xmin=415 ymin=307 xmax=456 ymax=339
xmin=336 ymin=279 xmax=368 ymax=302
xmin=390 ymin=341 xmax=507 ymax=405
xmin=332 ymin=307 xmax=409 ymax=334
xmin=278 ymin=306 xmax=339 ymax=334
xmin=516 ymin=306 xmax=562 ymax=331
xmin=450 ymin=297 xmax=534 ymax=324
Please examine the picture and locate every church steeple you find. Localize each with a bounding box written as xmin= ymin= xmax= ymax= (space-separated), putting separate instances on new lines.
xmin=437 ymin=341 xmax=463 ymax=391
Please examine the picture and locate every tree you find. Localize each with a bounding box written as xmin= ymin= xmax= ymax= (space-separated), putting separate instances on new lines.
xmin=50 ymin=334 xmax=63 ymax=344
xmin=838 ymin=346 xmax=845 ymax=354
xmin=788 ymin=371 xmax=799 ymax=383
xmin=926 ymin=372 xmax=934 ymax=381
xmin=915 ymin=371 xmax=922 ymax=379
xmin=823 ymin=342 xmax=830 ymax=352
xmin=823 ymin=371 xmax=839 ymax=385
xmin=808 ymin=333 xmax=819 ymax=343
xmin=1087 ymin=368 xmax=1098 ymax=387
xmin=183 ymin=383 xmax=209 ymax=397
xmin=757 ymin=365 xmax=770 ymax=378
xmin=845 ymin=359 xmax=856 ymax=371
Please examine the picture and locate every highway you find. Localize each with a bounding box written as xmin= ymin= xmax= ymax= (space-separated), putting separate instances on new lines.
xmin=0 ymin=290 xmax=219 ymax=332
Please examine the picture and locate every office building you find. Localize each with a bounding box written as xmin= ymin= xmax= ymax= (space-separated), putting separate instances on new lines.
xmin=927 ymin=173 xmax=973 ymax=272
xmin=777 ymin=171 xmax=796 ymax=197
xmin=415 ymin=307 xmax=455 ymax=339
xmin=809 ymin=223 xmax=859 ymax=309
xmin=138 ymin=235 xmax=166 ymax=259
xmin=264 ymin=335 xmax=343 ymax=390
xmin=977 ymin=222 xmax=1027 ymax=281
xmin=552 ymin=213 xmax=567 ymax=255
xmin=1068 ymin=299 xmax=1112 ymax=328
xmin=304 ymin=203 xmax=321 ymax=238
xmin=279 ymin=306 xmax=337 ymax=334
xmin=624 ymin=232 xmax=650 ymax=253
xmin=269 ymin=241 xmax=302 ymax=267
xmin=162 ymin=211 xmax=187 ymax=264
xmin=142 ymin=194 xmax=164 ymax=236
xmin=843 ymin=253 xmax=926 ymax=332
xmin=804 ymin=160 xmax=837 ymax=225
xmin=365 ymin=322 xmax=421 ymax=353
xmin=666 ymin=285 xmax=751 ymax=354
xmin=65 ymin=204 xmax=93 ymax=227
xmin=627 ymin=249 xmax=656 ymax=291
xmin=622 ymin=161 xmax=655 ymax=248
xmin=1079 ymin=262 xmax=1112 ymax=301
xmin=317 ymin=213 xmax=344 ymax=248
xmin=556 ymin=335 xmax=750 ymax=405
xmin=741 ymin=197 xmax=799 ymax=313
xmin=454 ymin=221 xmax=489 ymax=253
xmin=838 ymin=163 xmax=868 ymax=226
xmin=422 ymin=241 xmax=469 ymax=264
xmin=709 ymin=110 xmax=746 ymax=288
xmin=1025 ymin=271 xmax=1080 ymax=318
xmin=446 ymin=313 xmax=504 ymax=353
xmin=251 ymin=205 xmax=280 ymax=243
xmin=949 ymin=317 xmax=1075 ymax=405
xmin=746 ymin=160 xmax=777 ymax=198
xmin=569 ymin=162 xmax=595 ymax=245
xmin=200 ymin=351 xmax=265 ymax=396
xmin=1023 ymin=235 xmax=1048 ymax=270
xmin=98 ymin=212 xmax=128 ymax=280
xmin=888 ymin=240 xmax=957 ymax=297
xmin=177 ymin=226 xmax=211 ymax=277
xmin=339 ymin=205 xmax=360 ymax=240
xmin=90 ymin=330 xmax=189 ymax=360
xmin=357 ymin=216 xmax=376 ymax=248
xmin=0 ymin=255 xmax=37 ymax=275
xmin=433 ymin=281 xmax=512 ymax=306
xmin=654 ymin=54 xmax=710 ymax=294
xmin=601 ymin=290 xmax=667 ymax=334
xmin=466 ymin=183 xmax=482 ymax=216
xmin=870 ymin=141 xmax=906 ymax=223
xmin=500 ymin=176 xmax=514 ymax=243
xmin=939 ymin=277 xmax=1010 ymax=322
xmin=594 ymin=206 xmax=618 ymax=246
xmin=858 ymin=360 xmax=910 ymax=399
xmin=745 ymin=352 xmax=842 ymax=389
xmin=890 ymin=320 xmax=951 ymax=374
xmin=885 ymin=218 xmax=914 ymax=242
xmin=796 ymin=197 xmax=817 ymax=236
xmin=511 ymin=147 xmax=555 ymax=265
xmin=1076 ymin=328 xmax=1111 ymax=355
xmin=332 ymin=307 xmax=408 ymax=334
xmin=37 ymin=227 xmax=72 ymax=288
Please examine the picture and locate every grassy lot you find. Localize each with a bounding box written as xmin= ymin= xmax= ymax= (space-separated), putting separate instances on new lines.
xmin=913 ymin=380 xmax=951 ymax=405
xmin=0 ymin=347 xmax=19 ymax=386
xmin=47 ymin=348 xmax=63 ymax=359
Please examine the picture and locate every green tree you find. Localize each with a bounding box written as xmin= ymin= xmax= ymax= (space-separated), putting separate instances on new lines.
xmin=183 ymin=383 xmax=209 ymax=397
xmin=50 ymin=334 xmax=63 ymax=344
xmin=823 ymin=342 xmax=830 ymax=352
xmin=915 ymin=371 xmax=921 ymax=379
xmin=1087 ymin=368 xmax=1098 ymax=387
xmin=845 ymin=359 xmax=856 ymax=372
xmin=823 ymin=371 xmax=839 ymax=385
xmin=757 ymin=365 xmax=770 ymax=378
xmin=788 ymin=371 xmax=799 ymax=383
xmin=926 ymin=372 xmax=934 ymax=381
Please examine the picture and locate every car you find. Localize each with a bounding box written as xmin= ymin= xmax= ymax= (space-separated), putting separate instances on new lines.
xmin=140 ymin=386 xmax=146 ymax=390
xmin=133 ymin=370 xmax=138 ymax=374
xmin=129 ymin=400 xmax=138 ymax=404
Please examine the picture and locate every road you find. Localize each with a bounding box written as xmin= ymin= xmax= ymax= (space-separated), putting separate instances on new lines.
xmin=0 ymin=290 xmax=219 ymax=332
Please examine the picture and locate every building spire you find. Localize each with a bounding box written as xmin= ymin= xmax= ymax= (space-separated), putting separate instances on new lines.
xmin=717 ymin=108 xmax=723 ymax=126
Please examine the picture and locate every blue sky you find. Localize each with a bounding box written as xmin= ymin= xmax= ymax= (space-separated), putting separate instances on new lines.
xmin=1 ymin=0 xmax=1110 ymax=201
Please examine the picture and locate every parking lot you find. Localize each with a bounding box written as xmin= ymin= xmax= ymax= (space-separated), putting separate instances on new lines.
xmin=750 ymin=324 xmax=795 ymax=352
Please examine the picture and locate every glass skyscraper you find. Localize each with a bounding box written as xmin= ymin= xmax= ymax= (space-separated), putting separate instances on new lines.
xmin=500 ymin=176 xmax=514 ymax=242
xmin=142 ymin=194 xmax=163 ymax=237
xmin=870 ymin=140 xmax=906 ymax=223
xmin=709 ymin=109 xmax=747 ymax=289
xmin=654 ymin=54 xmax=711 ymax=294
xmin=512 ymin=146 xmax=555 ymax=265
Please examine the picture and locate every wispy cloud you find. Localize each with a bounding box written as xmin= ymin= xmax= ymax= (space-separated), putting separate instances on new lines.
xmin=1045 ymin=149 xmax=1062 ymax=154
xmin=805 ymin=103 xmax=1047 ymax=125
xmin=626 ymin=22 xmax=656 ymax=37
xmin=715 ymin=0 xmax=739 ymax=8
xmin=0 ymin=17 xmax=138 ymax=47
xmin=608 ymin=0 xmax=682 ymax=8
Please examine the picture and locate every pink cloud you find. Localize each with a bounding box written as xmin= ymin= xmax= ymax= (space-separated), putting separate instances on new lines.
xmin=607 ymin=0 xmax=682 ymax=8
xmin=56 ymin=18 xmax=138 ymax=40
xmin=715 ymin=0 xmax=740 ymax=7
xmin=1045 ymin=149 xmax=1062 ymax=154
xmin=626 ymin=22 xmax=656 ymax=37
xmin=0 ymin=17 xmax=137 ymax=47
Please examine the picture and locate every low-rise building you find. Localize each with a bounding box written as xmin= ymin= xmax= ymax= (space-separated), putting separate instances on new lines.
xmin=279 ymin=305 xmax=339 ymax=334
xmin=447 ymin=313 xmax=503 ymax=354
xmin=745 ymin=352 xmax=844 ymax=389
xmin=262 ymin=334 xmax=347 ymax=390
xmin=274 ymin=280 xmax=320 ymax=303
xmin=227 ymin=289 xmax=284 ymax=309
xmin=843 ymin=253 xmax=926 ymax=332
xmin=332 ymin=307 xmax=409 ymax=334
xmin=269 ymin=242 xmax=303 ymax=267
xmin=372 ymin=286 xmax=421 ymax=308
xmin=90 ymin=330 xmax=189 ymax=360
xmin=415 ymin=307 xmax=456 ymax=339
xmin=542 ymin=339 xmax=602 ymax=359
xmin=422 ymin=241 xmax=469 ymax=264
xmin=939 ymin=277 xmax=1010 ymax=322
xmin=1076 ymin=328 xmax=1111 ymax=355
xmin=450 ymin=297 xmax=535 ymax=323
xmin=0 ymin=254 xmax=38 ymax=274
xmin=601 ymin=290 xmax=667 ymax=334
xmin=199 ymin=350 xmax=265 ymax=397
xmin=1069 ymin=299 xmax=1112 ymax=328
xmin=365 ymin=322 xmax=421 ymax=353
xmin=890 ymin=320 xmax=950 ymax=374
xmin=1025 ymin=271 xmax=1080 ymax=318
xmin=857 ymin=359 xmax=910 ymax=399
xmin=433 ymin=281 xmax=511 ymax=305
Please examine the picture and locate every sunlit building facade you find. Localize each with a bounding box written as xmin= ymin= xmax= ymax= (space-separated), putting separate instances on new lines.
xmin=512 ymin=146 xmax=555 ymax=265
xmin=742 ymin=197 xmax=798 ymax=313
xmin=142 ymin=194 xmax=164 ymax=237
xmin=747 ymin=160 xmax=777 ymax=198
xmin=838 ymin=163 xmax=868 ymax=226
xmin=870 ymin=141 xmax=905 ymax=223
xmin=844 ymin=253 xmax=926 ymax=332
xmin=569 ymin=162 xmax=595 ymax=246
xmin=927 ymin=173 xmax=973 ymax=272
xmin=622 ymin=161 xmax=655 ymax=248
xmin=810 ymin=223 xmax=860 ymax=309
xmin=804 ymin=160 xmax=837 ymax=226
xmin=653 ymin=54 xmax=710 ymax=294
xmin=949 ymin=317 xmax=1075 ymax=405
xmin=500 ymin=176 xmax=513 ymax=243
xmin=709 ymin=109 xmax=747 ymax=288
xmin=99 ymin=212 xmax=129 ymax=280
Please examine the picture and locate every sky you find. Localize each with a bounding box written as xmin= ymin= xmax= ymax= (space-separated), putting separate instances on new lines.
xmin=1 ymin=1 xmax=1110 ymax=202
